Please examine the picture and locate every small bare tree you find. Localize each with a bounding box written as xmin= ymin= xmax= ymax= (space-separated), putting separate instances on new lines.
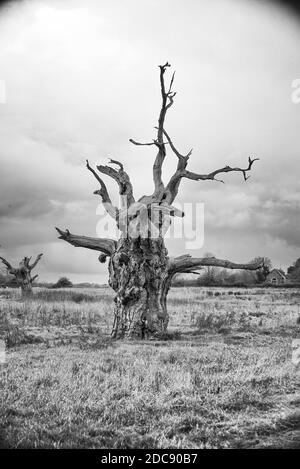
xmin=0 ymin=254 xmax=43 ymax=297
xmin=56 ymin=63 xmax=261 ymax=339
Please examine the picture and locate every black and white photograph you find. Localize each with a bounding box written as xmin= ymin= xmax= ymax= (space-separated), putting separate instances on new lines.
xmin=0 ymin=0 xmax=299 ymax=453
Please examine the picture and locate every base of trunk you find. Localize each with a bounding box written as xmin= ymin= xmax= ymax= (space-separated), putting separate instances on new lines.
xmin=21 ymin=284 xmax=33 ymax=299
xmin=109 ymin=237 xmax=172 ymax=338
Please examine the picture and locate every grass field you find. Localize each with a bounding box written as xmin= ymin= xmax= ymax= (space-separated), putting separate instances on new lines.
xmin=0 ymin=286 xmax=299 ymax=449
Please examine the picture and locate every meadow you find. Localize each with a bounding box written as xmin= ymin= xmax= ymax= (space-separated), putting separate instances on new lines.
xmin=0 ymin=286 xmax=299 ymax=449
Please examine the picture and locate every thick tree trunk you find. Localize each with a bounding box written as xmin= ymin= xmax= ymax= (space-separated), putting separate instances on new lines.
xmin=14 ymin=265 xmax=34 ymax=298
xmin=20 ymin=280 xmax=33 ymax=298
xmin=109 ymin=237 xmax=172 ymax=338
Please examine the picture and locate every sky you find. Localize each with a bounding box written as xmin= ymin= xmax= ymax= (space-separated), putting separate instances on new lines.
xmin=0 ymin=0 xmax=300 ymax=283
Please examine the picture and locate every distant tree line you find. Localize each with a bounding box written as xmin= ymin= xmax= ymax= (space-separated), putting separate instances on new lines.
xmin=2 ymin=257 xmax=300 ymax=290
xmin=0 ymin=271 xmax=104 ymax=289
xmin=172 ymin=255 xmax=300 ymax=287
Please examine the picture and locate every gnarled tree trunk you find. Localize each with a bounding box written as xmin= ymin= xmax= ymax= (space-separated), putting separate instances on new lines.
xmin=16 ymin=267 xmax=34 ymax=298
xmin=109 ymin=237 xmax=170 ymax=338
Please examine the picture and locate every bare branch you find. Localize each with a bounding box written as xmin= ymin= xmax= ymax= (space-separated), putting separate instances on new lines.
xmin=161 ymin=128 xmax=192 ymax=161
xmin=31 ymin=274 xmax=39 ymax=283
xmin=129 ymin=138 xmax=157 ymax=147
xmin=169 ymin=254 xmax=263 ymax=274
xmin=151 ymin=63 xmax=177 ymax=196
xmin=168 ymin=71 xmax=175 ymax=94
xmin=164 ymin=156 xmax=259 ymax=204
xmin=182 ymin=157 xmax=259 ymax=183
xmin=86 ymin=160 xmax=118 ymax=219
xmin=21 ymin=256 xmax=32 ymax=269
xmin=157 ymin=128 xmax=191 ymax=203
xmin=97 ymin=160 xmax=135 ymax=207
xmin=157 ymin=63 xmax=176 ymax=142
xmin=128 ymin=64 xmax=177 ymax=198
xmin=108 ymin=158 xmax=123 ymax=171
xmin=55 ymin=228 xmax=116 ymax=256
xmin=152 ymin=144 xmax=166 ymax=196
xmin=21 ymin=257 xmax=29 ymax=269
xmin=165 ymin=91 xmax=176 ymax=112
xmin=129 ymin=138 xmax=169 ymax=147
xmin=29 ymin=253 xmax=43 ymax=271
xmin=86 ymin=160 xmax=110 ymax=198
xmin=0 ymin=256 xmax=16 ymax=274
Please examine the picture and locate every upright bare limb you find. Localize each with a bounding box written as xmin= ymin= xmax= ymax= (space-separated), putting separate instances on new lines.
xmin=97 ymin=159 xmax=135 ymax=207
xmin=86 ymin=160 xmax=118 ymax=220
xmin=29 ymin=253 xmax=43 ymax=271
xmin=130 ymin=62 xmax=176 ymax=197
xmin=0 ymin=256 xmax=16 ymax=275
xmin=161 ymin=128 xmax=192 ymax=204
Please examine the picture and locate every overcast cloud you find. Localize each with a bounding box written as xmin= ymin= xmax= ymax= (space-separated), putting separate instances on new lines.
xmin=0 ymin=0 xmax=300 ymax=282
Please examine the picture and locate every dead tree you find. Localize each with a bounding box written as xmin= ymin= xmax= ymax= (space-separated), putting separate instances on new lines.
xmin=56 ymin=63 xmax=261 ymax=339
xmin=0 ymin=254 xmax=43 ymax=298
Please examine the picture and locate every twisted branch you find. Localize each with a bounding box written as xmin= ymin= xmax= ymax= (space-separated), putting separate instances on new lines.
xmin=153 ymin=63 xmax=176 ymax=195
xmin=0 ymin=256 xmax=16 ymax=274
xmin=182 ymin=157 xmax=259 ymax=183
xmin=166 ymin=155 xmax=258 ymax=204
xmin=29 ymin=253 xmax=43 ymax=271
xmin=97 ymin=159 xmax=135 ymax=207
xmin=129 ymin=63 xmax=177 ymax=197
xmin=55 ymin=228 xmax=116 ymax=256
xmin=160 ymin=128 xmax=192 ymax=203
xmin=86 ymin=160 xmax=118 ymax=219
xmin=169 ymin=254 xmax=263 ymax=274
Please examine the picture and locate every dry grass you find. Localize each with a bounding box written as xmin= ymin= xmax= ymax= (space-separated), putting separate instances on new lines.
xmin=0 ymin=286 xmax=299 ymax=448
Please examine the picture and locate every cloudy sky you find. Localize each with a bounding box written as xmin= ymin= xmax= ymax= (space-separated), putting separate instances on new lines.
xmin=0 ymin=0 xmax=300 ymax=283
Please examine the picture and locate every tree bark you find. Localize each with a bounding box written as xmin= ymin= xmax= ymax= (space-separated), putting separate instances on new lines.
xmin=109 ymin=247 xmax=263 ymax=338
xmin=109 ymin=236 xmax=171 ymax=338
xmin=19 ymin=270 xmax=34 ymax=298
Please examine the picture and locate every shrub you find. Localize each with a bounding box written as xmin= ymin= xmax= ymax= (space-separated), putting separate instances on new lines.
xmin=194 ymin=311 xmax=235 ymax=332
xmin=0 ymin=315 xmax=28 ymax=348
xmin=51 ymin=277 xmax=73 ymax=289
